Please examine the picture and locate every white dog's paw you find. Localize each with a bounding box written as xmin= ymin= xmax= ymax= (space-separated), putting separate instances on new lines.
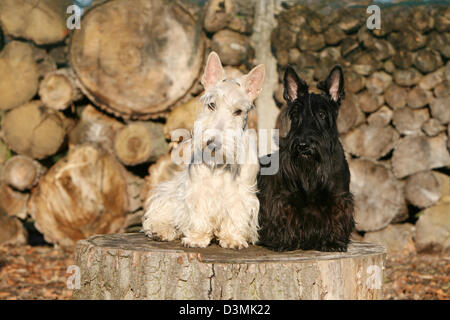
xmin=143 ymin=223 xmax=179 ymax=242
xmin=219 ymin=237 xmax=249 ymax=250
xmin=181 ymin=235 xmax=211 ymax=248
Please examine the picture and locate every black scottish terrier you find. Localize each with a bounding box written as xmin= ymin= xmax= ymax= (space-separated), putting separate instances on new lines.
xmin=257 ymin=65 xmax=354 ymax=252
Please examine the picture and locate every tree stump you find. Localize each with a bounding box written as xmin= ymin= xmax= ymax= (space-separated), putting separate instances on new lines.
xmin=70 ymin=0 xmax=205 ymax=119
xmin=73 ymin=233 xmax=386 ymax=300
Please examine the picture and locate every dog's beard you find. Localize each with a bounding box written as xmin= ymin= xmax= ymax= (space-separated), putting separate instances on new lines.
xmin=194 ymin=135 xmax=245 ymax=168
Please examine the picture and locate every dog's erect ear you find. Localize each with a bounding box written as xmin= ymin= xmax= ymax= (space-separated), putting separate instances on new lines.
xmin=283 ymin=66 xmax=308 ymax=103
xmin=201 ymin=51 xmax=225 ymax=89
xmin=317 ymin=65 xmax=345 ymax=104
xmin=242 ymin=64 xmax=265 ymax=101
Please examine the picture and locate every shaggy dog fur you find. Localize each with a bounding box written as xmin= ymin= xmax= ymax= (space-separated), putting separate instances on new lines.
xmin=257 ymin=65 xmax=355 ymax=252
xmin=142 ymin=52 xmax=265 ymax=249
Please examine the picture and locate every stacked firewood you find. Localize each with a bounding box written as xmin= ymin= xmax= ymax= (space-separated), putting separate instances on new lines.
xmin=0 ymin=0 xmax=256 ymax=246
xmin=272 ymin=4 xmax=450 ymax=254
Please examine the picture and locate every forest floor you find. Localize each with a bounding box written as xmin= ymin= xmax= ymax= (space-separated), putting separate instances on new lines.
xmin=0 ymin=244 xmax=448 ymax=300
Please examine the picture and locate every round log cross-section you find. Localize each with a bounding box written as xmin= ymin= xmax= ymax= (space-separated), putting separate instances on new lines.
xmin=73 ymin=233 xmax=386 ymax=300
xmin=70 ymin=0 xmax=205 ymax=119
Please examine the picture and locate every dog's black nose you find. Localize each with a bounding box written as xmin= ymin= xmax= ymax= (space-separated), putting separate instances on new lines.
xmin=298 ymin=142 xmax=309 ymax=151
xmin=207 ymin=138 xmax=222 ymax=150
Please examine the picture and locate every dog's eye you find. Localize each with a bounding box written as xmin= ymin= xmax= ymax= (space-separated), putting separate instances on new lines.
xmin=318 ymin=111 xmax=326 ymax=120
xmin=233 ymin=109 xmax=243 ymax=116
xmin=207 ymin=102 xmax=215 ymax=111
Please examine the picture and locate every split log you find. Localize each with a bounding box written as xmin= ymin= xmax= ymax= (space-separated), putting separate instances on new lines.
xmin=70 ymin=0 xmax=205 ymax=119
xmin=358 ymin=90 xmax=384 ymax=113
xmin=2 ymin=155 xmax=46 ymax=191
xmin=337 ymin=93 xmax=365 ymax=134
xmin=404 ymin=171 xmax=441 ymax=208
xmin=211 ymin=29 xmax=250 ymax=66
xmin=0 ymin=0 xmax=71 ymax=45
xmin=0 ymin=139 xmax=9 ymax=165
xmin=407 ymin=86 xmax=432 ymax=109
xmin=164 ymin=96 xmax=202 ymax=140
xmin=367 ymin=106 xmax=393 ymax=128
xmin=422 ymin=119 xmax=446 ymax=137
xmin=73 ymin=233 xmax=386 ymax=300
xmin=384 ymin=84 xmax=407 ymax=110
xmin=349 ymin=159 xmax=407 ymax=232
xmin=341 ymin=125 xmax=399 ymax=160
xmin=114 ymin=122 xmax=168 ymax=166
xmin=392 ymin=134 xmax=450 ymax=179
xmin=0 ymin=209 xmax=27 ymax=246
xmin=39 ymin=69 xmax=82 ymax=111
xmin=27 ymin=144 xmax=131 ymax=246
xmin=1 ymin=101 xmax=67 ymax=159
xmin=69 ymin=105 xmax=124 ymax=154
xmin=0 ymin=41 xmax=39 ymax=111
xmin=392 ymin=108 xmax=430 ymax=136
xmin=0 ymin=182 xmax=29 ymax=219
xmin=203 ymin=0 xmax=233 ymax=33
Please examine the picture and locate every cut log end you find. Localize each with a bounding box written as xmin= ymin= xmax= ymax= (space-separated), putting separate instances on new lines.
xmin=2 ymin=155 xmax=46 ymax=191
xmin=73 ymin=233 xmax=386 ymax=300
xmin=114 ymin=123 xmax=168 ymax=166
xmin=39 ymin=69 xmax=81 ymax=110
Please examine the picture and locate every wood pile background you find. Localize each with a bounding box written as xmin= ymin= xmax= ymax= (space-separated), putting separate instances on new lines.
xmin=272 ymin=3 xmax=450 ymax=255
xmin=0 ymin=0 xmax=256 ymax=246
xmin=0 ymin=0 xmax=448 ymax=255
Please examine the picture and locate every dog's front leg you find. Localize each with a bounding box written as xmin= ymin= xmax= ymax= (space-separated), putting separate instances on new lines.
xmin=180 ymin=194 xmax=214 ymax=248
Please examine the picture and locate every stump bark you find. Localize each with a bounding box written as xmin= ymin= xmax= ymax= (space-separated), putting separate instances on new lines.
xmin=73 ymin=233 xmax=386 ymax=300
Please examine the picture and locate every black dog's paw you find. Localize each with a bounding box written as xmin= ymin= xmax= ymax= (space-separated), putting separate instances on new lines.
xmin=318 ymin=243 xmax=348 ymax=252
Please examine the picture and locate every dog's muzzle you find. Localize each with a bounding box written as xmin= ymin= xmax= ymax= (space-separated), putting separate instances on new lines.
xmin=206 ymin=138 xmax=222 ymax=150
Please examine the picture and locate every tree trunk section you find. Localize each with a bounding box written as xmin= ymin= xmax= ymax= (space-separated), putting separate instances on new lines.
xmin=28 ymin=144 xmax=131 ymax=246
xmin=2 ymin=155 xmax=46 ymax=191
xmin=69 ymin=0 xmax=205 ymax=119
xmin=1 ymin=101 xmax=68 ymax=159
xmin=69 ymin=105 xmax=124 ymax=154
xmin=39 ymin=69 xmax=82 ymax=111
xmin=0 ymin=209 xmax=27 ymax=246
xmin=251 ymin=0 xmax=279 ymax=156
xmin=349 ymin=159 xmax=407 ymax=231
xmin=0 ymin=41 xmax=39 ymax=111
xmin=114 ymin=122 xmax=168 ymax=166
xmin=0 ymin=182 xmax=29 ymax=219
xmin=73 ymin=233 xmax=386 ymax=300
xmin=0 ymin=0 xmax=71 ymax=45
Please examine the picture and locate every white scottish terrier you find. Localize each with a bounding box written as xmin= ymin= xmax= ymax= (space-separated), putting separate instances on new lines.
xmin=142 ymin=52 xmax=265 ymax=249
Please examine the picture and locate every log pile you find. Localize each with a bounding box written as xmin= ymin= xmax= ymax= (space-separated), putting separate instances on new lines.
xmin=272 ymin=4 xmax=450 ymax=254
xmin=0 ymin=0 xmax=447 ymax=257
xmin=0 ymin=0 xmax=256 ymax=246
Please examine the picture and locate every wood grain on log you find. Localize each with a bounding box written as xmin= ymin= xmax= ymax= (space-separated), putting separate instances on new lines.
xmin=28 ymin=145 xmax=130 ymax=246
xmin=114 ymin=122 xmax=168 ymax=166
xmin=2 ymin=155 xmax=46 ymax=191
xmin=0 ymin=0 xmax=71 ymax=45
xmin=39 ymin=69 xmax=82 ymax=110
xmin=0 ymin=209 xmax=27 ymax=246
xmin=73 ymin=233 xmax=386 ymax=300
xmin=70 ymin=0 xmax=205 ymax=119
xmin=69 ymin=105 xmax=124 ymax=154
xmin=404 ymin=171 xmax=441 ymax=208
xmin=349 ymin=159 xmax=407 ymax=232
xmin=0 ymin=41 xmax=39 ymax=111
xmin=2 ymin=101 xmax=67 ymax=159
xmin=0 ymin=182 xmax=29 ymax=219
